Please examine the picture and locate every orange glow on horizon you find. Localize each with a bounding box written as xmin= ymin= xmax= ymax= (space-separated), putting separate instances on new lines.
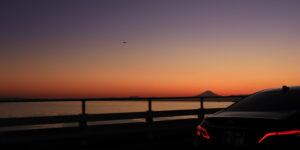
xmin=0 ymin=74 xmax=295 ymax=98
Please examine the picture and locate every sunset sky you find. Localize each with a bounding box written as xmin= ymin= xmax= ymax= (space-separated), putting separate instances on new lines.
xmin=1 ymin=0 xmax=300 ymax=98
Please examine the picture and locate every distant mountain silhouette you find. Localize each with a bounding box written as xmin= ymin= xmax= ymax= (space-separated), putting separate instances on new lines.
xmin=196 ymin=90 xmax=220 ymax=97
xmin=195 ymin=90 xmax=239 ymax=102
xmin=128 ymin=96 xmax=141 ymax=99
xmin=0 ymin=97 xmax=24 ymax=100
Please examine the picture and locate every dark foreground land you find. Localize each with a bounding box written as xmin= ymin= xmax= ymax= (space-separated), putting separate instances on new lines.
xmin=1 ymin=119 xmax=199 ymax=150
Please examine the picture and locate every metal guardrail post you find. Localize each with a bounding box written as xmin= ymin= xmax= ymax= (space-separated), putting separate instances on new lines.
xmin=146 ymin=98 xmax=153 ymax=124
xmin=146 ymin=98 xmax=154 ymax=139
xmin=200 ymin=97 xmax=204 ymax=109
xmin=80 ymin=100 xmax=87 ymax=128
xmin=198 ymin=97 xmax=204 ymax=122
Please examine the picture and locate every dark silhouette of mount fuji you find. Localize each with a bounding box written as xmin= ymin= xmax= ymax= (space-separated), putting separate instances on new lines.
xmin=196 ymin=90 xmax=220 ymax=97
xmin=195 ymin=90 xmax=242 ymax=102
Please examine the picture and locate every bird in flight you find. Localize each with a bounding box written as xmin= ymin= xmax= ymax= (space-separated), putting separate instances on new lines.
xmin=122 ymin=41 xmax=127 ymax=44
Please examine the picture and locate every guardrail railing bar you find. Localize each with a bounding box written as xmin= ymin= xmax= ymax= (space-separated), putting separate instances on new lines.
xmin=0 ymin=108 xmax=223 ymax=127
xmin=0 ymin=96 xmax=248 ymax=129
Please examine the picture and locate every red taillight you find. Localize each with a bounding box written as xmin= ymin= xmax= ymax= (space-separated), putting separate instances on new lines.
xmin=258 ymin=132 xmax=277 ymax=143
xmin=258 ymin=130 xmax=300 ymax=144
xmin=197 ymin=125 xmax=211 ymax=139
xmin=277 ymin=130 xmax=300 ymax=136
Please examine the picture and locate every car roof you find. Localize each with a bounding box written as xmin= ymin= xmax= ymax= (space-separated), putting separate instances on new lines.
xmin=260 ymin=85 xmax=300 ymax=93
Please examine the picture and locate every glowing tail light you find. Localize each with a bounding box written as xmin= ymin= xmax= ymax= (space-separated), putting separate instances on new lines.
xmin=258 ymin=130 xmax=300 ymax=144
xmin=197 ymin=125 xmax=211 ymax=139
xmin=258 ymin=132 xmax=277 ymax=143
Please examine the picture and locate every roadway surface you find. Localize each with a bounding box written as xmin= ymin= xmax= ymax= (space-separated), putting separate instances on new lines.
xmin=1 ymin=119 xmax=200 ymax=150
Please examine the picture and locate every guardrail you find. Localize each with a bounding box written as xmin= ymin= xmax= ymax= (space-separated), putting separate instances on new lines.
xmin=0 ymin=96 xmax=248 ymax=129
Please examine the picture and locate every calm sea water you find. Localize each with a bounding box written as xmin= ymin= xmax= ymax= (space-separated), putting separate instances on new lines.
xmin=0 ymin=101 xmax=233 ymax=118
xmin=0 ymin=101 xmax=234 ymax=131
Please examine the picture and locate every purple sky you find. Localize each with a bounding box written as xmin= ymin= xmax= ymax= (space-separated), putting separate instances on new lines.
xmin=1 ymin=0 xmax=300 ymax=98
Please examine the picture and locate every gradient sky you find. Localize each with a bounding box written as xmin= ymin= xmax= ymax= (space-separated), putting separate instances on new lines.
xmin=1 ymin=0 xmax=300 ymax=98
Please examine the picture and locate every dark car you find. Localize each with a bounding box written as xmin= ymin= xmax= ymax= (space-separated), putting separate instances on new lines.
xmin=195 ymin=86 xmax=300 ymax=149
